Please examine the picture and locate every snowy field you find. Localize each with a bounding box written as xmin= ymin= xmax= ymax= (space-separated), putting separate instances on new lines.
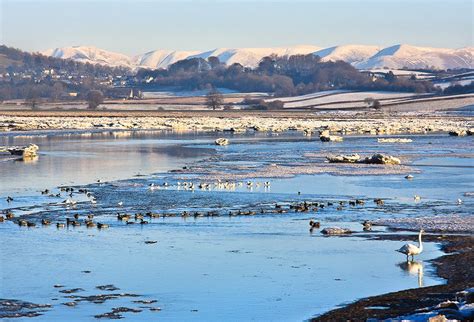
xmin=270 ymin=91 xmax=425 ymax=109
xmin=142 ymin=88 xmax=269 ymax=99
xmin=365 ymin=69 xmax=435 ymax=79
xmin=433 ymin=77 xmax=474 ymax=90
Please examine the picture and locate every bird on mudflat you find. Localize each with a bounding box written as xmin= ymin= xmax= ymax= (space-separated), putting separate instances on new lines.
xmin=396 ymin=229 xmax=424 ymax=261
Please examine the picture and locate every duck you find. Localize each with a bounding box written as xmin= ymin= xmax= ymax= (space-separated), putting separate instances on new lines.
xmin=6 ymin=212 xmax=14 ymax=219
xmin=396 ymin=230 xmax=424 ymax=261
xmin=41 ymin=219 xmax=51 ymax=226
xmin=374 ymin=198 xmax=384 ymax=206
xmin=56 ymin=222 xmax=66 ymax=228
xmin=6 ymin=196 xmax=13 ymax=203
xmin=97 ymin=223 xmax=109 ymax=229
xmin=309 ymin=220 xmax=320 ymax=232
xmin=362 ymin=220 xmax=372 ymax=231
xmin=0 ymin=216 xmax=4 ymax=222
xmin=86 ymin=221 xmax=96 ymax=228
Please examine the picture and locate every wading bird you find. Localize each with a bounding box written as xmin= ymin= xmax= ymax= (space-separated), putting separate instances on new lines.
xmin=396 ymin=229 xmax=424 ymax=261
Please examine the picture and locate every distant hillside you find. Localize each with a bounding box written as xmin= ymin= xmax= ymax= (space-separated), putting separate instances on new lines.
xmin=44 ymin=44 xmax=474 ymax=70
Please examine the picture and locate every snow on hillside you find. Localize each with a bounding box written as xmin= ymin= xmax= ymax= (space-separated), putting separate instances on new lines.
xmin=43 ymin=46 xmax=133 ymax=68
xmin=188 ymin=45 xmax=321 ymax=68
xmin=313 ymin=45 xmax=380 ymax=64
xmin=355 ymin=44 xmax=474 ymax=70
xmin=133 ymin=50 xmax=200 ymax=69
xmin=44 ymin=44 xmax=474 ymax=70
xmin=274 ymin=91 xmax=422 ymax=108
xmin=266 ymin=90 xmax=349 ymax=102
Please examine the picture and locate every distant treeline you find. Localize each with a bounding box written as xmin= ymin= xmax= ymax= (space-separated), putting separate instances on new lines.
xmin=442 ymin=81 xmax=474 ymax=95
xmin=136 ymin=54 xmax=437 ymax=96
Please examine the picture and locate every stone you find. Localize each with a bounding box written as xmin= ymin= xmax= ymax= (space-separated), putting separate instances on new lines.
xmin=377 ymin=138 xmax=413 ymax=143
xmin=1 ymin=144 xmax=39 ymax=158
xmin=363 ymin=153 xmax=401 ymax=165
xmin=326 ymin=154 xmax=361 ymax=163
xmin=449 ymin=130 xmax=467 ymax=136
xmin=215 ymin=138 xmax=229 ymax=146
xmin=321 ymin=227 xmax=352 ymax=235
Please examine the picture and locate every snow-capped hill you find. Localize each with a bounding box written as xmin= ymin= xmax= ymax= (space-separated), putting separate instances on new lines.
xmin=43 ymin=44 xmax=474 ymax=70
xmin=133 ymin=50 xmax=199 ymax=69
xmin=313 ymin=45 xmax=380 ymax=64
xmin=189 ymin=46 xmax=321 ymax=68
xmin=44 ymin=46 xmax=133 ymax=68
xmin=356 ymin=44 xmax=474 ymax=70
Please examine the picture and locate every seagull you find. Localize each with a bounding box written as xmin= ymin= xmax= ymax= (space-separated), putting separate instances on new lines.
xmin=396 ymin=230 xmax=424 ymax=261
xmin=118 ymin=201 xmax=123 ymax=207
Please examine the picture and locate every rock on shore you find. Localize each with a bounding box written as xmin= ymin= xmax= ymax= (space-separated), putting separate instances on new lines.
xmin=326 ymin=153 xmax=401 ymax=165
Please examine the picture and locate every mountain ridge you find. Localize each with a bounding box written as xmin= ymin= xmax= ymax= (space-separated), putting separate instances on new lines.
xmin=43 ymin=44 xmax=474 ymax=70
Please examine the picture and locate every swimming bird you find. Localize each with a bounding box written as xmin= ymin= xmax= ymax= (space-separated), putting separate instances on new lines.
xmin=362 ymin=220 xmax=372 ymax=231
xmin=457 ymin=198 xmax=463 ymax=205
xmin=309 ymin=220 xmax=320 ymax=232
xmin=396 ymin=230 xmax=424 ymax=261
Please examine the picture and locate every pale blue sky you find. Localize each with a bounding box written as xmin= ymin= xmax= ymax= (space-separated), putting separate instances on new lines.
xmin=1 ymin=0 xmax=472 ymax=55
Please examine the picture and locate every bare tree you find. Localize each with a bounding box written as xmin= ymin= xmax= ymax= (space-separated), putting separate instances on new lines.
xmin=206 ymin=88 xmax=224 ymax=110
xmin=372 ymin=99 xmax=381 ymax=110
xmin=364 ymin=97 xmax=381 ymax=110
xmin=52 ymin=82 xmax=65 ymax=101
xmin=26 ymin=87 xmax=40 ymax=110
xmin=86 ymin=90 xmax=104 ymax=109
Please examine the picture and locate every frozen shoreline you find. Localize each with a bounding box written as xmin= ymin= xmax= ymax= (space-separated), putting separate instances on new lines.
xmin=0 ymin=113 xmax=473 ymax=135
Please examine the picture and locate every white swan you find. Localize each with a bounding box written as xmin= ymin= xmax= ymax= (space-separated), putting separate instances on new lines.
xmin=396 ymin=229 xmax=424 ymax=261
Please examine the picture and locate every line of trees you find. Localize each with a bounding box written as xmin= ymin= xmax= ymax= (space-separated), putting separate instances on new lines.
xmin=443 ymin=81 xmax=474 ymax=95
xmin=137 ymin=54 xmax=437 ymax=97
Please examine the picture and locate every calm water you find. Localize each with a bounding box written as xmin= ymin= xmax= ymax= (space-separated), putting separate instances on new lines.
xmin=1 ymin=130 xmax=472 ymax=321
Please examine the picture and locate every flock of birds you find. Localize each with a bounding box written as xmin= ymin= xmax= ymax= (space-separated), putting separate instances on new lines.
xmin=148 ymin=180 xmax=271 ymax=192
xmin=3 ymin=173 xmax=465 ymax=261
xmin=3 ymin=187 xmax=427 ymax=262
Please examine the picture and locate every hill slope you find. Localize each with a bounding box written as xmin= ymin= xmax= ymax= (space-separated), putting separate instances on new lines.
xmin=43 ymin=44 xmax=474 ymax=70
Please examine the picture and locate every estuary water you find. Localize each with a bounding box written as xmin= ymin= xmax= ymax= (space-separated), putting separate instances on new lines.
xmin=0 ymin=130 xmax=472 ymax=321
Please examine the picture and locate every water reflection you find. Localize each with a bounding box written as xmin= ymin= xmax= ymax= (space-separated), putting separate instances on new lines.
xmin=18 ymin=155 xmax=39 ymax=163
xmin=398 ymin=260 xmax=424 ymax=287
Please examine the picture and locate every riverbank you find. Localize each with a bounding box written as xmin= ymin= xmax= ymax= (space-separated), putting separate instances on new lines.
xmin=314 ymin=232 xmax=474 ymax=321
xmin=0 ymin=111 xmax=473 ymax=135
